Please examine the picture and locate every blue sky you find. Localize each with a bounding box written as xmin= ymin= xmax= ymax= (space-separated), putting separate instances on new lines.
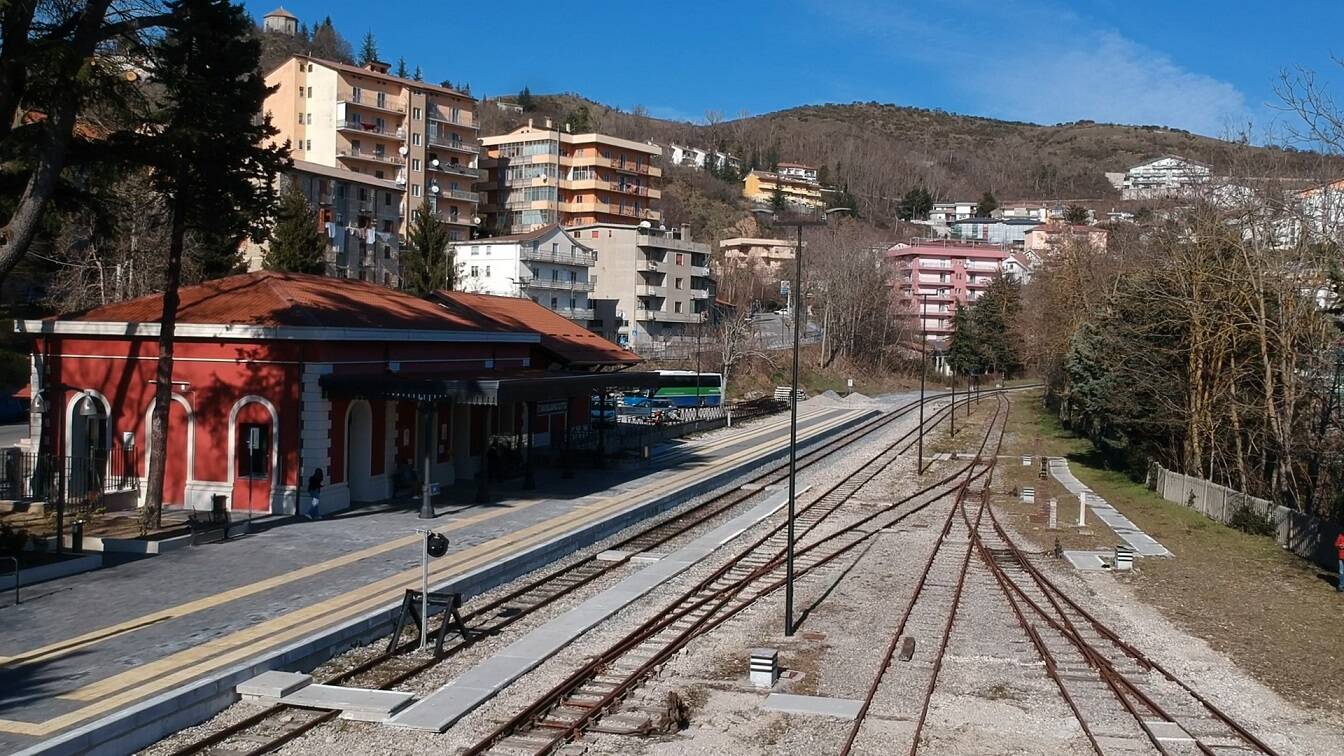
xmin=247 ymin=0 xmax=1344 ymax=140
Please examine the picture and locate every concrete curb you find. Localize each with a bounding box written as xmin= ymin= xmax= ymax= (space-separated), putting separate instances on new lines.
xmin=14 ymin=407 xmax=877 ymax=756
xmin=0 ymin=553 xmax=103 ymax=590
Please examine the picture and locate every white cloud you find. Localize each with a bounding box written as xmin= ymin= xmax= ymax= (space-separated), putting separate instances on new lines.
xmin=811 ymin=0 xmax=1251 ymax=137
xmin=964 ymin=31 xmax=1250 ymax=136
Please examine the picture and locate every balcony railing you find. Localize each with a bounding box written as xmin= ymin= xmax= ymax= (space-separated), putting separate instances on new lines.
xmin=635 ymin=230 xmax=701 ymax=253
xmin=689 ymin=265 xmax=711 ymax=277
xmin=429 ymin=162 xmax=480 ymax=179
xmin=635 ymin=284 xmax=665 ymax=297
xmin=634 ymin=308 xmax=702 ymax=323
xmin=427 ymin=135 xmax=480 ymax=154
xmin=520 ymin=247 xmax=596 ymax=265
xmin=691 ymin=288 xmax=710 ymax=299
xmin=436 ymin=188 xmax=479 ymax=203
xmin=340 ymin=97 xmax=405 ymax=115
xmin=337 ymin=120 xmax=404 ymax=139
xmin=522 ymin=277 xmax=595 ymax=292
xmin=551 ymin=306 xmax=594 ymax=320
xmin=337 ymin=149 xmax=404 ymax=166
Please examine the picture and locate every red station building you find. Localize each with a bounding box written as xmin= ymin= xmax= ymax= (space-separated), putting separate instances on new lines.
xmin=16 ymin=271 xmax=649 ymax=515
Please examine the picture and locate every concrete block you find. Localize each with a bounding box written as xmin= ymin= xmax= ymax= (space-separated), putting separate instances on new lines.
xmin=595 ymin=549 xmax=629 ymax=562
xmin=236 ymin=670 xmax=312 ymax=699
xmin=280 ymin=684 xmax=413 ymax=722
xmin=763 ymin=693 xmax=863 ymax=719
xmin=1143 ymin=720 xmax=1194 ymax=742
xmin=749 ymin=648 xmax=779 ymax=687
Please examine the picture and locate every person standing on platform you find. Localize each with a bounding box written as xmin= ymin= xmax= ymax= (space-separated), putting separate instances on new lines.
xmin=306 ymin=467 xmax=324 ymax=520
xmin=1336 ymin=531 xmax=1344 ymax=593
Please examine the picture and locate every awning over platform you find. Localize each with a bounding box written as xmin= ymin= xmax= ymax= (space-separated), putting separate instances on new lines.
xmin=319 ymin=370 xmax=664 ymax=406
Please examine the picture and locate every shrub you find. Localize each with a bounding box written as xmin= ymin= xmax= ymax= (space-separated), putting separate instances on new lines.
xmin=1228 ymin=505 xmax=1276 ymax=537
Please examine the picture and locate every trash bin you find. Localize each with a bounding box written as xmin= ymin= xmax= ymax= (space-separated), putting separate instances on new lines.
xmin=71 ymin=520 xmax=84 ymax=554
xmin=211 ymin=494 xmax=228 ymax=517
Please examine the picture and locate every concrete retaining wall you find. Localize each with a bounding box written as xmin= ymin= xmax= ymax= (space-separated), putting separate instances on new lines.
xmin=1151 ymin=464 xmax=1341 ymax=571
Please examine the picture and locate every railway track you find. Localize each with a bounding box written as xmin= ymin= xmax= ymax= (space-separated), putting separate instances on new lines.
xmin=841 ymin=397 xmax=1278 ymax=756
xmin=464 ymin=393 xmax=1012 ymax=755
xmin=167 ymin=387 xmax=1025 ymax=756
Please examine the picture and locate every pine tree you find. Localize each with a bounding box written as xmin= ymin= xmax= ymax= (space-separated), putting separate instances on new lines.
xmin=412 ymin=65 xmax=422 ymax=81
xmin=518 ymin=85 xmax=534 ymax=111
xmin=401 ymin=205 xmax=452 ymax=296
xmin=358 ymin=31 xmax=378 ymax=65
xmin=976 ymin=190 xmax=998 ymax=217
xmin=142 ymin=0 xmax=288 ymax=527
xmin=395 ymin=57 xmax=407 ymax=78
xmin=265 ymin=181 xmax=326 ymax=273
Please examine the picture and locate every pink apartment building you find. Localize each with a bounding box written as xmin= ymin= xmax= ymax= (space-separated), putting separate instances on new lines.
xmin=887 ymin=239 xmax=1009 ymax=348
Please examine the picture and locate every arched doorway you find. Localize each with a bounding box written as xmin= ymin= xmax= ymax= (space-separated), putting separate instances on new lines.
xmin=230 ymin=396 xmax=278 ymax=513
xmin=144 ymin=395 xmax=193 ymax=508
xmin=66 ymin=392 xmax=109 ymax=498
xmin=346 ymin=400 xmax=374 ymax=502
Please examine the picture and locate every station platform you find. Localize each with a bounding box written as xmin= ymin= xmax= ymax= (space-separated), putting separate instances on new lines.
xmin=0 ymin=402 xmax=878 ymax=755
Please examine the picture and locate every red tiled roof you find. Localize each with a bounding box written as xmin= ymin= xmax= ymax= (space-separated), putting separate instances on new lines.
xmin=62 ymin=271 xmax=494 ymax=332
xmin=433 ymin=291 xmax=640 ymax=367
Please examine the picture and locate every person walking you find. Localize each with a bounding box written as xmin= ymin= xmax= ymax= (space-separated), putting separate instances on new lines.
xmin=1336 ymin=530 xmax=1344 ymax=593
xmin=306 ymin=467 xmax=324 ymax=520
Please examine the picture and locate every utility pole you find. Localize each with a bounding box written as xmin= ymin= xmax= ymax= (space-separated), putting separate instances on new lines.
xmin=918 ymin=293 xmax=928 ymax=476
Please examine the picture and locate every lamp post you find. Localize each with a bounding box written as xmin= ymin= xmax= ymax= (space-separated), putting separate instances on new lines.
xmin=752 ymin=205 xmax=849 ymax=638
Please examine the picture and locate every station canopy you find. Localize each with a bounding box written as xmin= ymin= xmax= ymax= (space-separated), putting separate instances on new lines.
xmin=319 ymin=369 xmax=664 ymax=406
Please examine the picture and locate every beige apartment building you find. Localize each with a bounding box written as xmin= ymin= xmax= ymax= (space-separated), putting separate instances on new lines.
xmin=719 ymin=237 xmax=797 ymax=276
xmin=572 ymin=224 xmax=710 ymax=351
xmin=261 ymin=54 xmax=481 ymax=284
xmin=477 ymin=120 xmax=663 ymax=235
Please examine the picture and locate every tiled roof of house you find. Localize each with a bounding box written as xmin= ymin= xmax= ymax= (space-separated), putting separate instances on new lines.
xmin=61 ymin=271 xmax=495 ymax=332
xmin=433 ymin=291 xmax=640 ymax=367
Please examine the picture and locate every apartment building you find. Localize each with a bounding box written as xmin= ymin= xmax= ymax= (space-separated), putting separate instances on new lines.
xmin=886 ymin=240 xmax=1009 ymax=349
xmin=929 ymin=202 xmax=978 ymax=224
xmin=1023 ymin=222 xmax=1109 ymax=256
xmin=242 ymin=160 xmax=404 ymax=284
xmin=450 ymin=225 xmax=596 ymax=323
xmin=477 ymin=120 xmax=663 ymax=235
xmin=777 ymin=163 xmax=819 ymax=183
xmin=1121 ymin=155 xmax=1212 ymax=200
xmin=948 ymin=217 xmax=1039 ymax=246
xmin=669 ymin=144 xmax=742 ymax=174
xmin=742 ymin=169 xmax=825 ymax=210
xmin=261 ymin=54 xmax=481 ymax=284
xmin=719 ymin=237 xmax=796 ymax=276
xmin=573 ymin=224 xmax=711 ymax=350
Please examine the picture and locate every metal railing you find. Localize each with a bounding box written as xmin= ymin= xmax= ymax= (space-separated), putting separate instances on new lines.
xmin=522 ymin=278 xmax=596 ymax=292
xmin=0 ymin=448 xmax=139 ymax=516
xmin=520 ymin=247 xmax=597 ymax=265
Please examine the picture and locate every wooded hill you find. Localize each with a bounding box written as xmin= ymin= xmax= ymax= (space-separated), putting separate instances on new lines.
xmin=481 ymin=93 xmax=1343 ymax=228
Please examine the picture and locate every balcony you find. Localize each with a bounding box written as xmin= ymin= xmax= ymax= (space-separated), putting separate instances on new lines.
xmin=639 ymin=258 xmax=665 ymax=272
xmin=428 ymin=161 xmax=480 ymax=179
xmin=520 ymin=246 xmax=596 ymax=266
xmin=428 ymin=112 xmax=478 ymax=131
xmin=691 ymin=288 xmax=710 ymax=300
xmin=427 ymin=135 xmax=480 ymax=154
xmin=551 ymin=306 xmax=594 ymax=321
xmin=569 ymin=155 xmax=662 ymax=177
xmin=337 ymin=149 xmax=404 ymax=167
xmin=432 ymin=187 xmax=479 ymax=203
xmin=431 ymin=211 xmax=474 ymax=227
xmin=337 ymin=120 xmax=404 ymax=139
xmin=635 ymin=308 xmax=702 ymax=323
xmin=522 ymin=278 xmax=595 ymax=292
xmin=339 ymin=97 xmax=406 ymax=115
xmin=635 ymin=230 xmax=702 ymax=253
xmin=635 ymin=284 xmax=665 ymax=297
xmin=689 ymin=265 xmax=711 ymax=277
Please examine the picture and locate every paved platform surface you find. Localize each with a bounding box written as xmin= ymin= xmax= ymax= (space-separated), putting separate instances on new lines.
xmin=1048 ymin=458 xmax=1172 ymax=557
xmin=388 ymin=487 xmax=793 ymax=731
xmin=0 ymin=403 xmax=872 ymax=754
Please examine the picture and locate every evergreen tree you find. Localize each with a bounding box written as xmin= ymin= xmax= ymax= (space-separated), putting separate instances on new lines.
xmin=899 ymin=187 xmax=933 ymax=221
xmin=1064 ymin=204 xmax=1090 ymax=225
xmin=564 ymin=105 xmax=592 ymax=132
xmin=142 ymin=0 xmax=288 ymax=527
xmin=946 ymin=306 xmax=982 ymax=376
xmin=518 ymin=85 xmax=534 ymax=111
xmin=395 ymin=57 xmax=408 ymax=78
xmin=976 ymin=190 xmax=998 ymax=217
xmin=412 ymin=65 xmax=423 ymax=81
xmin=265 ymin=181 xmax=326 ymax=273
xmin=401 ymin=205 xmax=452 ymax=296
xmin=358 ymin=31 xmax=378 ymax=65
xmin=310 ymin=17 xmax=353 ymax=62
